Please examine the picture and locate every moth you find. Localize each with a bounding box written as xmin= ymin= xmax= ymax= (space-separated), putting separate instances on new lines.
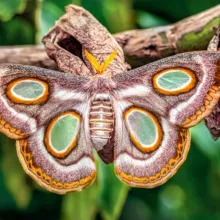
xmin=0 ymin=49 xmax=219 ymax=194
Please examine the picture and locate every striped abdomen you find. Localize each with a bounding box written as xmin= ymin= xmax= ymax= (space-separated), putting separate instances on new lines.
xmin=89 ymin=100 xmax=114 ymax=150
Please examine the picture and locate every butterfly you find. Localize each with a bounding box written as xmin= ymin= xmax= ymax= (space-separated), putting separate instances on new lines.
xmin=0 ymin=50 xmax=219 ymax=194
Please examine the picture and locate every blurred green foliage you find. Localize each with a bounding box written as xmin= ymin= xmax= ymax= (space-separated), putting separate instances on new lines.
xmin=0 ymin=0 xmax=27 ymax=22
xmin=0 ymin=0 xmax=220 ymax=220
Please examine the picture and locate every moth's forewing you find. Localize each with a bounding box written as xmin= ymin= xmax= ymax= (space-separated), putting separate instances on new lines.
xmin=112 ymin=51 xmax=220 ymax=128
xmin=0 ymin=64 xmax=88 ymax=138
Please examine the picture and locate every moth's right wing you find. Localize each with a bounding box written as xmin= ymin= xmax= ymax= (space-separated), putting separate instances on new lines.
xmin=0 ymin=64 xmax=96 ymax=194
xmin=110 ymin=51 xmax=220 ymax=188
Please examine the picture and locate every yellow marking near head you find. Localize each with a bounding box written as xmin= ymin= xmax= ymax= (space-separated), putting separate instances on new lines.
xmin=84 ymin=50 xmax=102 ymax=73
xmin=100 ymin=51 xmax=117 ymax=73
xmin=85 ymin=50 xmax=117 ymax=74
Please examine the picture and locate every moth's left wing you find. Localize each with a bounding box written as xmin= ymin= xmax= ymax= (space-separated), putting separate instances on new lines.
xmin=112 ymin=51 xmax=220 ymax=128
xmin=0 ymin=64 xmax=96 ymax=194
xmin=0 ymin=64 xmax=89 ymax=139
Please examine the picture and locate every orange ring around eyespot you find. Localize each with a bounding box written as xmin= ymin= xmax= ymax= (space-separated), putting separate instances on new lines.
xmin=124 ymin=107 xmax=163 ymax=153
xmin=152 ymin=68 xmax=197 ymax=95
xmin=7 ymin=78 xmax=49 ymax=104
xmin=44 ymin=112 xmax=81 ymax=159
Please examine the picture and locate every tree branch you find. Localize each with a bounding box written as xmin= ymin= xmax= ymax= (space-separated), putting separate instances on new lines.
xmin=0 ymin=5 xmax=219 ymax=69
xmin=115 ymin=5 xmax=220 ymax=67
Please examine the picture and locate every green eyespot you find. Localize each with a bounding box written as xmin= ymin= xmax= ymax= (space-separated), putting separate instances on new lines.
xmin=45 ymin=112 xmax=81 ymax=158
xmin=124 ymin=107 xmax=163 ymax=153
xmin=153 ymin=68 xmax=196 ymax=95
xmin=7 ymin=78 xmax=49 ymax=104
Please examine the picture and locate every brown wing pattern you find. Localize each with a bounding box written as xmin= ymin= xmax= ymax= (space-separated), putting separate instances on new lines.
xmin=112 ymin=51 xmax=220 ymax=188
xmin=0 ymin=64 xmax=89 ymax=139
xmin=0 ymin=64 xmax=96 ymax=194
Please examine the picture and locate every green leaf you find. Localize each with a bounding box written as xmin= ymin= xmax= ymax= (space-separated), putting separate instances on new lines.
xmin=0 ymin=17 xmax=35 ymax=45
xmin=60 ymin=182 xmax=99 ymax=220
xmin=40 ymin=0 xmax=81 ymax=39
xmin=190 ymin=121 xmax=220 ymax=163
xmin=120 ymin=196 xmax=152 ymax=220
xmin=0 ymin=0 xmax=27 ymax=22
xmin=98 ymin=159 xmax=130 ymax=220
xmin=40 ymin=2 xmax=64 ymax=39
xmin=0 ymin=135 xmax=32 ymax=209
xmin=134 ymin=0 xmax=219 ymax=22
xmin=81 ymin=0 xmax=134 ymax=33
xmin=102 ymin=0 xmax=135 ymax=33
xmin=136 ymin=10 xmax=169 ymax=28
xmin=158 ymin=184 xmax=186 ymax=219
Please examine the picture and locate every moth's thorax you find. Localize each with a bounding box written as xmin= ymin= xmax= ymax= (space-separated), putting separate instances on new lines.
xmin=86 ymin=76 xmax=116 ymax=95
xmin=89 ymin=95 xmax=114 ymax=153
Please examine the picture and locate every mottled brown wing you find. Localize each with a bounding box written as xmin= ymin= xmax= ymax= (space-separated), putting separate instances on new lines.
xmin=112 ymin=51 xmax=220 ymax=187
xmin=0 ymin=64 xmax=96 ymax=194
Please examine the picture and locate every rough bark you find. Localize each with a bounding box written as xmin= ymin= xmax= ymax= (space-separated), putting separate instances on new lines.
xmin=115 ymin=5 xmax=220 ymax=67
xmin=205 ymin=28 xmax=220 ymax=139
xmin=42 ymin=5 xmax=128 ymax=76
xmin=0 ymin=45 xmax=57 ymax=69
xmin=0 ymin=5 xmax=219 ymax=69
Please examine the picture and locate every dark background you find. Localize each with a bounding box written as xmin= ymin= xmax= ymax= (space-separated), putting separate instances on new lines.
xmin=0 ymin=0 xmax=220 ymax=220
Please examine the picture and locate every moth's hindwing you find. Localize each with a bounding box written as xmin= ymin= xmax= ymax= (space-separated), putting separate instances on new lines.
xmin=114 ymin=105 xmax=190 ymax=188
xmin=16 ymin=116 xmax=96 ymax=194
xmin=0 ymin=64 xmax=96 ymax=194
